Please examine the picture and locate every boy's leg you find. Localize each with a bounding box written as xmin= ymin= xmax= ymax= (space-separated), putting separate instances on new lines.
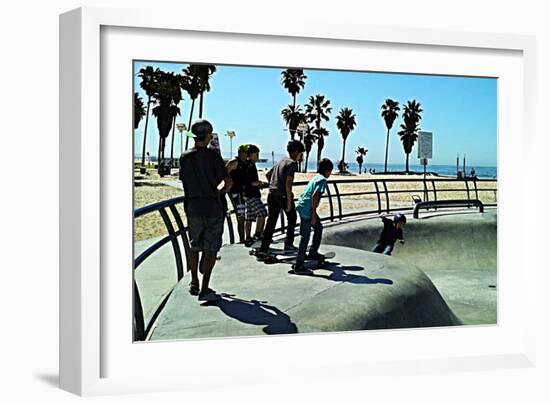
xmin=284 ymin=199 xmax=297 ymax=247
xmin=255 ymin=216 xmax=265 ymax=237
xmin=259 ymin=193 xmax=282 ymax=253
xmin=383 ymin=245 xmax=394 ymax=255
xmin=308 ymin=219 xmax=323 ymax=255
xmin=199 ymin=252 xmax=218 ymax=293
xmin=189 ymin=251 xmax=200 ymax=287
xmin=372 ymin=243 xmax=384 ymax=253
xmin=296 ymin=218 xmax=312 ymax=267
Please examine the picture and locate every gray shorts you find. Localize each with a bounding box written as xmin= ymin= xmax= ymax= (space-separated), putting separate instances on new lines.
xmin=245 ymin=197 xmax=267 ymax=222
xmin=187 ymin=215 xmax=224 ymax=253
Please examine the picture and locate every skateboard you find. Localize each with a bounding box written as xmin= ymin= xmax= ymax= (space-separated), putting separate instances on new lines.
xmin=282 ymin=251 xmax=336 ymax=275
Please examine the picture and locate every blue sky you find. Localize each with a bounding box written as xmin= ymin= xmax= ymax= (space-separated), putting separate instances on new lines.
xmin=133 ymin=61 xmax=497 ymax=167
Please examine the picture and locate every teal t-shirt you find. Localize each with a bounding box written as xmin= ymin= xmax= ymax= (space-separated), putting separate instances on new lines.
xmin=296 ymin=174 xmax=328 ymax=219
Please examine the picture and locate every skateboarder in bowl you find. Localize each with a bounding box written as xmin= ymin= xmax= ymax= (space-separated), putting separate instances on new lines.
xmin=292 ymin=158 xmax=334 ymax=274
xmin=372 ymin=213 xmax=406 ymax=256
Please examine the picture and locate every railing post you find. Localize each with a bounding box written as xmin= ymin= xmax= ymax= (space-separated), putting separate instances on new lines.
xmin=168 ymin=204 xmax=191 ymax=275
xmin=373 ymin=180 xmax=382 ymax=215
xmin=325 ymin=183 xmax=335 ymax=222
xmin=159 ymin=208 xmax=184 ymax=281
xmin=333 ymin=182 xmax=343 ymax=220
xmin=382 ymin=181 xmax=390 ymax=213
xmin=133 ymin=280 xmax=145 ymax=342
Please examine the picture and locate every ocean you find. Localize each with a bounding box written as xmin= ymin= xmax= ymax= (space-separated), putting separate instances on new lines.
xmin=256 ymin=160 xmax=497 ymax=179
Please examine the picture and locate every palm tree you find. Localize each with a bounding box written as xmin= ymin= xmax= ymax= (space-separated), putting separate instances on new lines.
xmin=194 ymin=64 xmax=217 ymax=118
xmin=281 ymin=69 xmax=307 ymax=139
xmin=137 ymin=66 xmax=161 ymax=167
xmin=168 ymin=73 xmax=184 ymax=163
xmin=134 ymin=92 xmax=146 ymax=130
xmin=398 ymin=100 xmax=423 ymax=173
xmin=181 ymin=65 xmax=202 ymax=150
xmin=355 ymin=147 xmax=368 ymax=174
xmin=336 ymin=108 xmax=357 ymax=173
xmin=303 ymin=125 xmax=318 ymax=173
xmin=380 ymin=99 xmax=400 ymax=173
xmin=313 ymin=127 xmax=330 ymax=173
xmin=281 ymin=104 xmax=305 ymax=141
xmin=152 ymin=71 xmax=181 ymax=163
xmin=305 ymin=94 xmax=332 ymax=168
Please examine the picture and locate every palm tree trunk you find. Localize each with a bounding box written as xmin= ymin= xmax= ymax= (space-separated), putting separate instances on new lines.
xmin=406 ymin=153 xmax=410 ymax=173
xmin=185 ymin=99 xmax=195 ymax=151
xmin=358 ymin=163 xmax=362 ymax=174
xmin=316 ymin=137 xmax=323 ymax=170
xmin=140 ymin=97 xmax=151 ymax=166
xmin=169 ymin=115 xmax=176 ymax=164
xmin=199 ymin=92 xmax=204 ymax=118
xmin=384 ymin=128 xmax=390 ymax=173
xmin=341 ymin=138 xmax=347 ymax=172
xmin=304 ymin=151 xmax=309 ymax=173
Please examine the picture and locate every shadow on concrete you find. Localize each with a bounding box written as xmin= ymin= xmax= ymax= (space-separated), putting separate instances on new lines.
xmin=310 ymin=263 xmax=394 ymax=285
xmin=204 ymin=294 xmax=298 ymax=335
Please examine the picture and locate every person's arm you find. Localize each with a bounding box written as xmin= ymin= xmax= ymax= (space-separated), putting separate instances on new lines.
xmin=226 ymin=159 xmax=237 ymax=173
xmin=285 ymin=176 xmax=294 ymax=212
xmin=397 ymin=228 xmax=404 ymax=243
xmin=265 ymin=167 xmax=274 ymax=182
xmin=311 ymin=191 xmax=321 ymax=224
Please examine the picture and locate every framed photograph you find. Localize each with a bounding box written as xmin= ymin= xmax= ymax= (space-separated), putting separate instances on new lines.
xmin=60 ymin=6 xmax=537 ymax=396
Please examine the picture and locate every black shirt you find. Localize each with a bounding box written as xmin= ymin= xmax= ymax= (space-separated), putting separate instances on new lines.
xmin=244 ymin=162 xmax=261 ymax=198
xmin=377 ymin=217 xmax=403 ymax=246
xmin=228 ymin=157 xmax=249 ymax=194
xmin=269 ymin=157 xmax=298 ymax=195
xmin=179 ymin=147 xmax=228 ymax=217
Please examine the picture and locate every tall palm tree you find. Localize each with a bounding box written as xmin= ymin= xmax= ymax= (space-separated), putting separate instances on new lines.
xmin=168 ymin=73 xmax=184 ymax=163
xmin=137 ymin=66 xmax=161 ymax=167
xmin=380 ymin=99 xmax=400 ymax=173
xmin=181 ymin=65 xmax=202 ymax=150
xmin=281 ymin=104 xmax=305 ymax=141
xmin=194 ymin=64 xmax=217 ymax=118
xmin=303 ymin=125 xmax=318 ymax=173
xmin=398 ymin=100 xmax=423 ymax=173
xmin=281 ymin=69 xmax=307 ymax=139
xmin=355 ymin=147 xmax=368 ymax=174
xmin=305 ymin=94 xmax=332 ymax=168
xmin=134 ymin=92 xmax=146 ymax=130
xmin=152 ymin=71 xmax=181 ymax=163
xmin=313 ymin=127 xmax=330 ymax=173
xmin=336 ymin=108 xmax=357 ymax=173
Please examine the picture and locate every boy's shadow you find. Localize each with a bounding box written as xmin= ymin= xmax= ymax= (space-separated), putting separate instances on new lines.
xmin=309 ymin=262 xmax=394 ymax=285
xmin=203 ymin=294 xmax=298 ymax=335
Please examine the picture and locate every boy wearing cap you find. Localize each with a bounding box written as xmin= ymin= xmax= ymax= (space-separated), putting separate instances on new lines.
xmin=226 ymin=144 xmax=250 ymax=243
xmin=179 ymin=119 xmax=233 ymax=302
xmin=243 ymin=144 xmax=269 ymax=247
xmin=372 ymin=213 xmax=407 ymax=256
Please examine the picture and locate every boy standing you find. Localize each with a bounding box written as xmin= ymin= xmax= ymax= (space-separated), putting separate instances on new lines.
xmin=226 ymin=144 xmax=250 ymax=243
xmin=372 ymin=213 xmax=406 ymax=256
xmin=256 ymin=140 xmax=305 ymax=261
xmin=179 ymin=119 xmax=233 ymax=302
xmin=293 ymin=158 xmax=334 ymax=274
xmin=243 ymin=144 xmax=268 ymax=247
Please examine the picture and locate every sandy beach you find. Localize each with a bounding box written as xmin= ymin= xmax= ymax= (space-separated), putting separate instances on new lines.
xmin=134 ymin=167 xmax=497 ymax=241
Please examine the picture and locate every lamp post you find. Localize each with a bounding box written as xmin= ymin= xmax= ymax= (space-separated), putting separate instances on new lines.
xmin=176 ymin=123 xmax=187 ymax=157
xmin=226 ymin=130 xmax=236 ymax=159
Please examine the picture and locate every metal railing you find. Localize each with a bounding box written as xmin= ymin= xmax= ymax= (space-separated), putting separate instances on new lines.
xmin=133 ymin=177 xmax=497 ymax=340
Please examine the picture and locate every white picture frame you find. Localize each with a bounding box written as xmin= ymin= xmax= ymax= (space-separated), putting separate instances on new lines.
xmin=59 ymin=6 xmax=537 ymax=396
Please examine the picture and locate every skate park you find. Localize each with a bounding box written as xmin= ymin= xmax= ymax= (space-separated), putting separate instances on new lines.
xmin=133 ymin=177 xmax=497 ymax=342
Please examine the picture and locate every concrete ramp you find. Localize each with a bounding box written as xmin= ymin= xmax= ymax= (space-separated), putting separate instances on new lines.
xmin=149 ymin=244 xmax=460 ymax=341
xmin=322 ymin=211 xmax=497 ymax=325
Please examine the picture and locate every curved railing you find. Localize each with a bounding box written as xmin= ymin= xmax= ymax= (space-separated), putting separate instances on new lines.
xmin=133 ymin=177 xmax=497 ymax=340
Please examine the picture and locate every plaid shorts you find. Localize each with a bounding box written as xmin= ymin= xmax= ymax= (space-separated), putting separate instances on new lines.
xmin=245 ymin=197 xmax=267 ymax=222
xmin=229 ymin=192 xmax=246 ymax=218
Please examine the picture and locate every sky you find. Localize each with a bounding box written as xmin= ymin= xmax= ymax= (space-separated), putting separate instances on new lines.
xmin=133 ymin=60 xmax=497 ymax=167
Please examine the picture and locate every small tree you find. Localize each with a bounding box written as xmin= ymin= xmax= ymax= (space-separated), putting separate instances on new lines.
xmin=355 ymin=147 xmax=368 ymax=174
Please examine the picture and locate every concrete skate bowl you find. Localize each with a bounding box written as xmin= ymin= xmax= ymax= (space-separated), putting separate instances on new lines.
xmin=321 ymin=210 xmax=497 ymax=325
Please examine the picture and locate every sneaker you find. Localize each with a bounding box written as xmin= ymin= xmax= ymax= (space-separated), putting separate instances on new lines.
xmin=188 ymin=283 xmax=200 ymax=296
xmin=307 ymin=251 xmax=325 ymax=261
xmin=284 ymin=243 xmax=298 ymax=252
xmin=198 ymin=289 xmax=221 ymax=302
xmin=244 ymin=238 xmax=255 ymax=247
xmin=291 ymin=264 xmax=313 ymax=275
